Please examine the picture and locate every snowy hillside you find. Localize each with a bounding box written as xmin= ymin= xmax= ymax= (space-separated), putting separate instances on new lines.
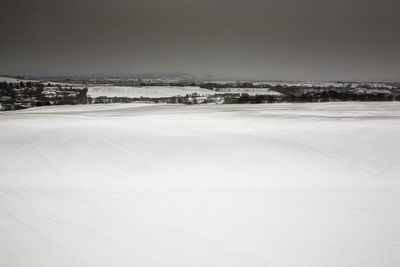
xmin=1 ymin=102 xmax=400 ymax=267
xmin=87 ymin=86 xmax=216 ymax=98
xmin=215 ymin=87 xmax=282 ymax=95
xmin=86 ymin=85 xmax=282 ymax=98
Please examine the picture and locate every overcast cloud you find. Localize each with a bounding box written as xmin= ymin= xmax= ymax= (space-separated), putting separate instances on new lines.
xmin=1 ymin=0 xmax=399 ymax=80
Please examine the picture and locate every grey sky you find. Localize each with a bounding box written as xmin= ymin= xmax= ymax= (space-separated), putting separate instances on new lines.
xmin=1 ymin=0 xmax=399 ymax=80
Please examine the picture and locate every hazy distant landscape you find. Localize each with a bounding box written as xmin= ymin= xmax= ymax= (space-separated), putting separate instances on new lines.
xmin=1 ymin=75 xmax=399 ymax=111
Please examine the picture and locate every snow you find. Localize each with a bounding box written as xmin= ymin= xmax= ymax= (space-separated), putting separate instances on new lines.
xmin=215 ymin=87 xmax=282 ymax=95
xmin=355 ymin=88 xmax=392 ymax=94
xmin=86 ymin=86 xmax=282 ymax=99
xmin=87 ymin=86 xmax=216 ymax=98
xmin=1 ymin=102 xmax=400 ymax=267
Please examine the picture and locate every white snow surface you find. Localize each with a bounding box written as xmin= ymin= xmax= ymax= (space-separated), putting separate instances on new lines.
xmin=1 ymin=102 xmax=400 ymax=267
xmin=216 ymin=87 xmax=282 ymax=95
xmin=87 ymin=86 xmax=216 ymax=98
xmin=87 ymin=85 xmax=281 ymax=98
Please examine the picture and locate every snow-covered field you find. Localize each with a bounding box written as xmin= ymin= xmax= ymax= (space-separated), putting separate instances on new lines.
xmin=87 ymin=85 xmax=281 ymax=98
xmin=1 ymin=102 xmax=400 ymax=267
xmin=87 ymin=86 xmax=216 ymax=98
xmin=215 ymin=87 xmax=282 ymax=96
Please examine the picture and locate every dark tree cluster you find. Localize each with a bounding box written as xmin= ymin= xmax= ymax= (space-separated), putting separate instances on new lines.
xmin=0 ymin=82 xmax=88 ymax=111
xmin=235 ymin=94 xmax=276 ymax=104
xmin=282 ymin=90 xmax=398 ymax=103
